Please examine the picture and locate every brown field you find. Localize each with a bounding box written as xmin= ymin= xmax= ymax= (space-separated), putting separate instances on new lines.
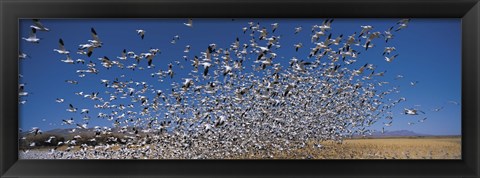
xmin=256 ymin=136 xmax=461 ymax=159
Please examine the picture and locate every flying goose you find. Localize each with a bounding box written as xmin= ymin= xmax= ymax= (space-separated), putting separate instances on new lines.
xmin=184 ymin=19 xmax=193 ymax=27
xmin=271 ymin=23 xmax=279 ymax=33
xmin=294 ymin=26 xmax=302 ymax=34
xmin=89 ymin=27 xmax=102 ymax=46
xmin=61 ymin=54 xmax=75 ymax=64
xmin=62 ymin=118 xmax=75 ymax=125
xmin=384 ymin=54 xmax=399 ymax=62
xmin=30 ymin=19 xmax=49 ymax=31
xmin=294 ymin=43 xmax=303 ymax=52
xmin=22 ymin=28 xmax=40 ymax=43
xmin=136 ymin=29 xmax=145 ymax=39
xmin=66 ymin=104 xmax=78 ymax=112
xmin=395 ymin=19 xmax=410 ymax=31
xmin=404 ymin=108 xmax=424 ymax=115
xmin=382 ymin=47 xmax=396 ymax=56
xmin=55 ymin=98 xmax=64 ymax=103
xmin=382 ymin=26 xmax=394 ymax=43
xmin=53 ymin=38 xmax=70 ymax=54
xmin=117 ymin=49 xmax=127 ymax=60
xmin=358 ymin=25 xmax=373 ymax=37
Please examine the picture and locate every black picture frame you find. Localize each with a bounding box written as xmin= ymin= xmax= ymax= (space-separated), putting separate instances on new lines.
xmin=1 ymin=0 xmax=479 ymax=177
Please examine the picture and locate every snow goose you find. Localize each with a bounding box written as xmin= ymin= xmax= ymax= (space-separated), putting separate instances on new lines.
xmin=136 ymin=29 xmax=145 ymax=39
xmin=30 ymin=19 xmax=49 ymax=31
xmin=53 ymin=38 xmax=70 ymax=54
xmin=66 ymin=104 xmax=78 ymax=112
xmin=22 ymin=28 xmax=40 ymax=43
xmin=184 ymin=19 xmax=193 ymax=27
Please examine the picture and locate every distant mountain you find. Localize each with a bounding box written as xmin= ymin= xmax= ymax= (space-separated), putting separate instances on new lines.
xmin=20 ymin=127 xmax=131 ymax=138
xmin=372 ymin=130 xmax=432 ymax=137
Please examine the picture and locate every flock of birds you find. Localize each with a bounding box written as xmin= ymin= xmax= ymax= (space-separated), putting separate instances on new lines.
xmin=19 ymin=19 xmax=458 ymax=159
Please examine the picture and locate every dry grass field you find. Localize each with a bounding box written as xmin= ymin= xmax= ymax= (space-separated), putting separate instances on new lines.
xmin=253 ymin=136 xmax=461 ymax=159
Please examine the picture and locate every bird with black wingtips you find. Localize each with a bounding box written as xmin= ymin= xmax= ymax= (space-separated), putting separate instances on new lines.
xmin=31 ymin=19 xmax=49 ymax=31
xmin=385 ymin=54 xmax=399 ymax=62
xmin=136 ymin=29 xmax=146 ymax=39
xmin=54 ymin=38 xmax=70 ymax=54
xmin=395 ymin=19 xmax=410 ymax=31
xmin=358 ymin=25 xmax=373 ymax=38
xmin=294 ymin=26 xmax=302 ymax=34
xmin=117 ymin=49 xmax=127 ymax=60
xmin=184 ymin=19 xmax=193 ymax=27
xmin=271 ymin=23 xmax=279 ymax=33
xmin=382 ymin=26 xmax=394 ymax=43
xmin=294 ymin=43 xmax=302 ymax=52
xmin=22 ymin=28 xmax=40 ymax=43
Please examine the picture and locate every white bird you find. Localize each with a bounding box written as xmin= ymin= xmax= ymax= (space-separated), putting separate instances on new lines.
xmin=242 ymin=27 xmax=248 ymax=33
xmin=410 ymin=81 xmax=419 ymax=86
xmin=30 ymin=127 xmax=42 ymax=135
xmin=396 ymin=19 xmax=410 ymax=31
xmin=45 ymin=136 xmax=56 ymax=143
xmin=383 ymin=121 xmax=393 ymax=127
xmin=448 ymin=100 xmax=460 ymax=105
xmin=65 ymin=80 xmax=78 ymax=84
xmin=294 ymin=26 xmax=302 ymax=34
xmin=76 ymin=59 xmax=85 ymax=64
xmin=136 ymin=29 xmax=145 ymax=39
xmin=184 ymin=19 xmax=193 ymax=27
xmin=385 ymin=54 xmax=399 ymax=62
xmin=22 ymin=28 xmax=40 ymax=43
xmin=82 ymin=28 xmax=102 ymax=57
xmin=418 ymin=117 xmax=427 ymax=123
xmin=166 ymin=63 xmax=174 ymax=78
xmin=294 ymin=43 xmax=303 ymax=52
xmin=19 ymin=83 xmax=28 ymax=96
xmin=19 ymin=52 xmax=29 ymax=59
xmin=143 ymin=52 xmax=156 ymax=67
xmin=89 ymin=27 xmax=102 ymax=46
xmin=62 ymin=118 xmax=75 ymax=125
xmin=382 ymin=26 xmax=394 ymax=43
xmin=55 ymin=98 xmax=64 ymax=103
xmin=200 ymin=62 xmax=212 ymax=77
xmin=53 ymin=38 xmax=70 ymax=54
xmin=271 ymin=23 xmax=279 ymax=33
xmin=117 ymin=49 xmax=127 ymax=60
xmin=184 ymin=45 xmax=191 ymax=53
xmin=404 ymin=108 xmax=424 ymax=115
xmin=223 ymin=65 xmax=233 ymax=76
xmin=353 ymin=63 xmax=368 ymax=75
xmin=30 ymin=19 xmax=49 ymax=31
xmin=66 ymin=104 xmax=77 ymax=112
xmin=358 ymin=25 xmax=373 ymax=37
xmin=182 ymin=78 xmax=194 ymax=90
xmin=432 ymin=106 xmax=443 ymax=112
xmin=383 ymin=47 xmax=396 ymax=56
xmin=76 ymin=123 xmax=88 ymax=129
xmin=81 ymin=109 xmax=89 ymax=114
xmin=61 ymin=54 xmax=75 ymax=64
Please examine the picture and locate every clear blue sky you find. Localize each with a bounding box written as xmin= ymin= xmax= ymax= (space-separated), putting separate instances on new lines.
xmin=19 ymin=18 xmax=461 ymax=135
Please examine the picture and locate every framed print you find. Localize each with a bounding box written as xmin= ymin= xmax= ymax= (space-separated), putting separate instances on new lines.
xmin=1 ymin=0 xmax=479 ymax=177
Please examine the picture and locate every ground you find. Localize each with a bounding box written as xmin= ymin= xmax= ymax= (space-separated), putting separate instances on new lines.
xmin=264 ymin=136 xmax=461 ymax=159
xmin=19 ymin=136 xmax=461 ymax=159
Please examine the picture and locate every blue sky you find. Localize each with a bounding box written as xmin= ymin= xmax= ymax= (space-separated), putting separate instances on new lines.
xmin=19 ymin=18 xmax=461 ymax=135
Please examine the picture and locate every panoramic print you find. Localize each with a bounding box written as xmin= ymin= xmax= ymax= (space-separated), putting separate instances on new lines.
xmin=18 ymin=18 xmax=461 ymax=159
